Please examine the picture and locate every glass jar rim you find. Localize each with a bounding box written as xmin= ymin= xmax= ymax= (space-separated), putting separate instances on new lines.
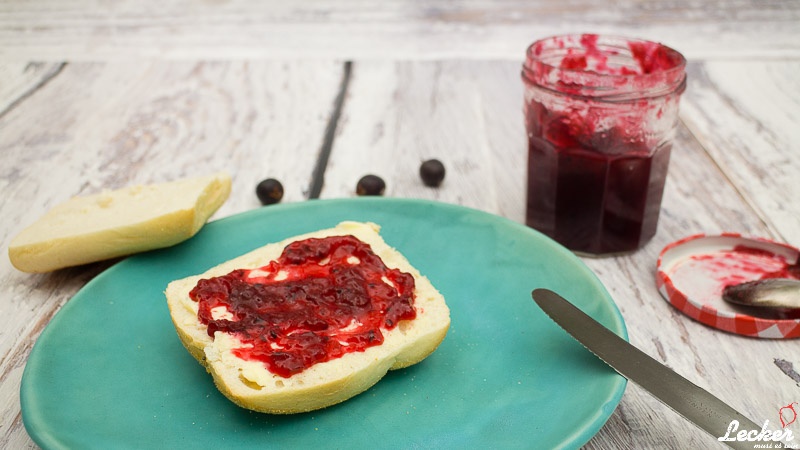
xmin=524 ymin=33 xmax=686 ymax=80
xmin=522 ymin=34 xmax=687 ymax=101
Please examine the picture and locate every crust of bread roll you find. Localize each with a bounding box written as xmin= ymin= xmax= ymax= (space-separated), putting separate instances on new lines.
xmin=165 ymin=221 xmax=450 ymax=414
xmin=8 ymin=172 xmax=231 ymax=273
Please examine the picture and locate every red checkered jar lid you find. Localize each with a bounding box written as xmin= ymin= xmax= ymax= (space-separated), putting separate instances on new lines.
xmin=656 ymin=233 xmax=800 ymax=339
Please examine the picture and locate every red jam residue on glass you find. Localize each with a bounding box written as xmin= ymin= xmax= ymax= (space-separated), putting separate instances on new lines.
xmin=188 ymin=235 xmax=416 ymax=378
xmin=523 ymin=34 xmax=686 ymax=254
xmin=556 ymin=34 xmax=678 ymax=75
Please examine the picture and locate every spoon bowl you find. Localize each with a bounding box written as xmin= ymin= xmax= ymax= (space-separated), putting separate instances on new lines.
xmin=722 ymin=278 xmax=800 ymax=320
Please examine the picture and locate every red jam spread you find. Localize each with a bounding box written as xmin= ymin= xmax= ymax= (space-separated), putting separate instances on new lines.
xmin=189 ymin=235 xmax=416 ymax=378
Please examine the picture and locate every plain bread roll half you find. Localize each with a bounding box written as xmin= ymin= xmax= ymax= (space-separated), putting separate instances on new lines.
xmin=165 ymin=221 xmax=450 ymax=414
xmin=9 ymin=172 xmax=231 ymax=272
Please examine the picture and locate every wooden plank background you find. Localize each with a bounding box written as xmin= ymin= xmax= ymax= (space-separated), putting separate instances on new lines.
xmin=2 ymin=1 xmax=800 ymax=60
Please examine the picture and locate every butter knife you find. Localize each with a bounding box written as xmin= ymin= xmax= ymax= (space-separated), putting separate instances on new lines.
xmin=531 ymin=288 xmax=764 ymax=450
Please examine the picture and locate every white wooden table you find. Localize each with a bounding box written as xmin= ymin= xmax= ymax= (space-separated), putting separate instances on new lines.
xmin=2 ymin=1 xmax=799 ymax=448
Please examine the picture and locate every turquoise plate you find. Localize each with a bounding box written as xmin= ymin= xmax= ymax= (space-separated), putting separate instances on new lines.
xmin=21 ymin=198 xmax=626 ymax=449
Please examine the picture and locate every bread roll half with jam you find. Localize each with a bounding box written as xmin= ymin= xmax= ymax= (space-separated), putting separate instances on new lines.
xmin=165 ymin=221 xmax=450 ymax=414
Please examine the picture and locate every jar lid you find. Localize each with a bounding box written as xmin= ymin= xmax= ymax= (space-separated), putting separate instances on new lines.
xmin=656 ymin=233 xmax=800 ymax=339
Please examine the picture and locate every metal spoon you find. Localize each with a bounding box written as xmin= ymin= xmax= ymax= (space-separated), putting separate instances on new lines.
xmin=722 ymin=278 xmax=800 ymax=320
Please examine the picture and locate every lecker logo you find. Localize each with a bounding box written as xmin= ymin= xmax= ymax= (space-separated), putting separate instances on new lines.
xmin=781 ymin=403 xmax=798 ymax=428
xmin=717 ymin=403 xmax=799 ymax=448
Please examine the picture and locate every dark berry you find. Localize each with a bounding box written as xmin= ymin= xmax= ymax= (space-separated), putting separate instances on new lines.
xmin=256 ymin=178 xmax=284 ymax=205
xmin=420 ymin=159 xmax=445 ymax=187
xmin=356 ymin=175 xmax=385 ymax=196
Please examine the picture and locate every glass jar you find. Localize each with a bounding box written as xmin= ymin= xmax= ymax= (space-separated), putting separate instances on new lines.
xmin=522 ymin=34 xmax=686 ymax=255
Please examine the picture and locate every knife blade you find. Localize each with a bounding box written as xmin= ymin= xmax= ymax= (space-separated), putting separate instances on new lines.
xmin=531 ymin=288 xmax=764 ymax=450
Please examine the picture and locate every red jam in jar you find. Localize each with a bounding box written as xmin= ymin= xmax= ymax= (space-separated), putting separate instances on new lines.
xmin=522 ymin=34 xmax=686 ymax=255
xmin=189 ymin=235 xmax=416 ymax=378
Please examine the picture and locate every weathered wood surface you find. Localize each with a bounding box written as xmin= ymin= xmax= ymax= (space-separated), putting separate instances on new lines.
xmin=2 ymin=1 xmax=799 ymax=448
xmin=680 ymin=61 xmax=800 ymax=246
xmin=2 ymin=0 xmax=799 ymax=60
